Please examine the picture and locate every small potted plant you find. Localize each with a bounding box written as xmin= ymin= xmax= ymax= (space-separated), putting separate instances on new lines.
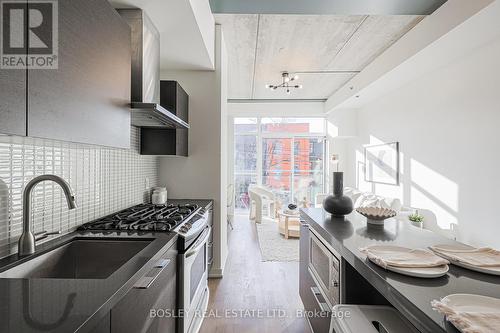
xmin=408 ymin=210 xmax=424 ymax=228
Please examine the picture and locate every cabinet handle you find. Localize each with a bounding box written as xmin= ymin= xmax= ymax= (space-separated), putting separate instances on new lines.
xmin=310 ymin=287 xmax=330 ymax=312
xmin=133 ymin=259 xmax=171 ymax=289
xmin=332 ymin=280 xmax=339 ymax=288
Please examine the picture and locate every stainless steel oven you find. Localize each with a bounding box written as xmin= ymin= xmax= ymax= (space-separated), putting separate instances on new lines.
xmin=308 ymin=229 xmax=341 ymax=308
xmin=179 ymin=225 xmax=211 ymax=333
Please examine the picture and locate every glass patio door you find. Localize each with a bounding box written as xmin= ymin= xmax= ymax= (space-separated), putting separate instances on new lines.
xmin=262 ymin=138 xmax=293 ymax=204
xmin=293 ymin=137 xmax=325 ymax=207
xmin=233 ymin=117 xmax=326 ymax=213
xmin=262 ymin=137 xmax=325 ymax=207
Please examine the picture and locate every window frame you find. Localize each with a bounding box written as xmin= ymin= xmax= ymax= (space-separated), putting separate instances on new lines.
xmin=233 ymin=117 xmax=328 ymax=208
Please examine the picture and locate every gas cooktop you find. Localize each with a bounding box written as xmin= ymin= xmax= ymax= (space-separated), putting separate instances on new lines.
xmin=78 ymin=203 xmax=200 ymax=232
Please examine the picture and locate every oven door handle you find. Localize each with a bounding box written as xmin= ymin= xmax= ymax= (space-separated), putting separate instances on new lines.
xmin=185 ymin=227 xmax=211 ymax=258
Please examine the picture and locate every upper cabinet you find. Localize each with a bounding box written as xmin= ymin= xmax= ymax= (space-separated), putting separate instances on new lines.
xmin=27 ymin=0 xmax=131 ymax=148
xmin=0 ymin=0 xmax=132 ymax=148
xmin=141 ymin=81 xmax=189 ymax=156
xmin=0 ymin=68 xmax=26 ymax=136
xmin=0 ymin=7 xmax=27 ymax=137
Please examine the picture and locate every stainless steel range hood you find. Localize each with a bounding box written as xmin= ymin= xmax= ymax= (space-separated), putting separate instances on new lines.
xmin=117 ymin=9 xmax=189 ymax=129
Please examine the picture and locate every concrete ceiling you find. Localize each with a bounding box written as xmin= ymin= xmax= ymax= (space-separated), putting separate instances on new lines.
xmin=215 ymin=14 xmax=424 ymax=100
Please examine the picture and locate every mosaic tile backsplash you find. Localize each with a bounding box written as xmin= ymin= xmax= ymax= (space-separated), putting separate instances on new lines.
xmin=0 ymin=127 xmax=158 ymax=258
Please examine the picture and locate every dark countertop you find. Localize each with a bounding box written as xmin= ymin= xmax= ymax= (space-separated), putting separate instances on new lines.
xmin=168 ymin=199 xmax=213 ymax=210
xmin=300 ymin=208 xmax=500 ymax=333
xmin=0 ymin=231 xmax=178 ymax=333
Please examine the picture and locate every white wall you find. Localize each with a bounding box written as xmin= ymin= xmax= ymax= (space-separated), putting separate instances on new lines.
xmin=326 ymin=109 xmax=358 ymax=186
xmin=216 ymin=25 xmax=229 ymax=274
xmin=346 ymin=27 xmax=500 ymax=248
xmin=190 ymin=0 xmax=215 ymax=68
xmin=159 ymin=26 xmax=228 ymax=276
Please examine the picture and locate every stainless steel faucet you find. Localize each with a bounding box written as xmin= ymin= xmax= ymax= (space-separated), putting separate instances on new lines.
xmin=18 ymin=175 xmax=77 ymax=256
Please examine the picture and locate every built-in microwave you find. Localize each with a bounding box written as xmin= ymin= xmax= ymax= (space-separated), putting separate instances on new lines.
xmin=308 ymin=229 xmax=341 ymax=308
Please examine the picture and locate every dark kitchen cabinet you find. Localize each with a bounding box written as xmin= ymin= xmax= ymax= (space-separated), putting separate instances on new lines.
xmin=27 ymin=0 xmax=131 ymax=148
xmin=111 ymin=242 xmax=177 ymax=333
xmin=141 ymin=81 xmax=188 ymax=156
xmin=89 ymin=313 xmax=111 ymax=333
xmin=299 ymin=221 xmax=331 ymax=333
xmin=0 ymin=0 xmax=27 ymax=137
xmin=160 ymin=81 xmax=188 ymax=123
xmin=0 ymin=69 xmax=26 ymax=136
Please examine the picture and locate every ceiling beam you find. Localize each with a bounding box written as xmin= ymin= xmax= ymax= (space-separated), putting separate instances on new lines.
xmin=209 ymin=0 xmax=446 ymax=15
xmin=324 ymin=0 xmax=494 ymax=112
xmin=228 ymin=99 xmax=326 ymax=103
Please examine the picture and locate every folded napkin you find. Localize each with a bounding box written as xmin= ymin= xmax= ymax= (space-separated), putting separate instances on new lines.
xmin=432 ymin=299 xmax=500 ymax=333
xmin=360 ymin=246 xmax=449 ymax=269
xmin=430 ymin=246 xmax=500 ymax=267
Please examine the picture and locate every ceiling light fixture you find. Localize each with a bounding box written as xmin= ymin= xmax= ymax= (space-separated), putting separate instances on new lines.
xmin=265 ymin=72 xmax=302 ymax=94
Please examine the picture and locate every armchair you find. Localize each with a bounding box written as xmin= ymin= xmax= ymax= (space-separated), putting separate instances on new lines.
xmin=248 ymin=185 xmax=276 ymax=224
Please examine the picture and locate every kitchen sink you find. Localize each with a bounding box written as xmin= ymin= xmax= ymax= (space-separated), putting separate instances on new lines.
xmin=0 ymin=239 xmax=152 ymax=279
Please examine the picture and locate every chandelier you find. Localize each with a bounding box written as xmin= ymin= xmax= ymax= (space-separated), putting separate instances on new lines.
xmin=265 ymin=72 xmax=303 ymax=94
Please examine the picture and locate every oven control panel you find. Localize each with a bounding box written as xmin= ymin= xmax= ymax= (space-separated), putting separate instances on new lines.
xmin=177 ymin=208 xmax=208 ymax=238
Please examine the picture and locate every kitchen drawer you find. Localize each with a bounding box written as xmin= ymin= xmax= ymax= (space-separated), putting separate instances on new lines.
xmin=111 ymin=244 xmax=177 ymax=333
xmin=302 ymin=264 xmax=332 ymax=333
xmin=89 ymin=312 xmax=111 ymax=333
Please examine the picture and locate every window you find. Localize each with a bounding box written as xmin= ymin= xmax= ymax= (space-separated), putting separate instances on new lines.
xmin=233 ymin=117 xmax=327 ymax=211
xmin=234 ymin=118 xmax=258 ymax=212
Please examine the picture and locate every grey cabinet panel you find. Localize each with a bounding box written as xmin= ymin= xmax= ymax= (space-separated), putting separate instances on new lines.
xmin=0 ymin=69 xmax=26 ymax=136
xmin=27 ymin=0 xmax=131 ymax=148
xmin=111 ymin=243 xmax=177 ymax=333
xmin=89 ymin=312 xmax=111 ymax=333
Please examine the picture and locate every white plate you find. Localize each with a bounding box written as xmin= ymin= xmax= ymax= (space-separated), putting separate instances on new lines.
xmin=438 ymin=294 xmax=500 ymax=332
xmin=431 ymin=244 xmax=500 ymax=276
xmin=385 ymin=264 xmax=449 ymax=278
xmin=441 ymin=294 xmax=500 ymax=313
xmin=363 ymin=245 xmax=449 ymax=278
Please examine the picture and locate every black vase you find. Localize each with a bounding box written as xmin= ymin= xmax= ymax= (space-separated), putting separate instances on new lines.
xmin=323 ymin=172 xmax=353 ymax=217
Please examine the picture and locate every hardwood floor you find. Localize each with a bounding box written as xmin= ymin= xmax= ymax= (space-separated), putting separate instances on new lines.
xmin=200 ymin=215 xmax=311 ymax=333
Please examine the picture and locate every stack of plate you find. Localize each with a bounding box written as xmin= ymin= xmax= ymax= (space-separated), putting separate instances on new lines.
xmin=430 ymin=244 xmax=500 ymax=276
xmin=360 ymin=245 xmax=450 ymax=278
xmin=432 ymin=294 xmax=500 ymax=332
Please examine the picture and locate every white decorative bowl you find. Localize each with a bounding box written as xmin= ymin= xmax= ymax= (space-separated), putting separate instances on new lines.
xmin=356 ymin=207 xmax=397 ymax=225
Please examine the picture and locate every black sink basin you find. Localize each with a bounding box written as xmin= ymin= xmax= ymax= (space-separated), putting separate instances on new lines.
xmin=0 ymin=239 xmax=151 ymax=279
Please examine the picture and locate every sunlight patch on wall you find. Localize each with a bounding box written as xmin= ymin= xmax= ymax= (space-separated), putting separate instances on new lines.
xmin=327 ymin=120 xmax=339 ymax=138
xmin=410 ymin=186 xmax=457 ymax=230
xmin=410 ymin=158 xmax=458 ymax=212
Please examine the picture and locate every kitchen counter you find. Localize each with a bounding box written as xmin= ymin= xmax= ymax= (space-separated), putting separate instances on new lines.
xmin=300 ymin=208 xmax=500 ymax=333
xmin=168 ymin=198 xmax=213 ymax=210
xmin=0 ymin=231 xmax=178 ymax=333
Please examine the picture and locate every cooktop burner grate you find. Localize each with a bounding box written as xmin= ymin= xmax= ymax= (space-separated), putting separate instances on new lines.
xmin=78 ymin=203 xmax=199 ymax=232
